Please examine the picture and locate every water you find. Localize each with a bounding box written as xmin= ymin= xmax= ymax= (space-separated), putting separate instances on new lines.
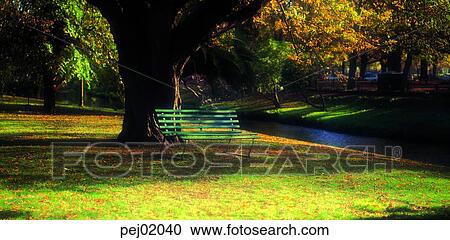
xmin=241 ymin=120 xmax=450 ymax=166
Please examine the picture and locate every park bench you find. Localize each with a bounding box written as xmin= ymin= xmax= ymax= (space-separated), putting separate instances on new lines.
xmin=155 ymin=109 xmax=259 ymax=156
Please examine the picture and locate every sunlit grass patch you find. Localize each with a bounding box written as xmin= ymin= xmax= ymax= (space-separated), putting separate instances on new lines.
xmin=0 ymin=112 xmax=122 ymax=141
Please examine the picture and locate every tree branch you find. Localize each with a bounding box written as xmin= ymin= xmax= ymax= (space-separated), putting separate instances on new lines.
xmin=172 ymin=0 xmax=190 ymax=12
xmin=170 ymin=0 xmax=266 ymax=61
xmin=88 ymin=0 xmax=122 ymax=19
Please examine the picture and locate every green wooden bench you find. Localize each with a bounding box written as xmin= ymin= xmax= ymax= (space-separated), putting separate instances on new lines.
xmin=155 ymin=109 xmax=259 ymax=156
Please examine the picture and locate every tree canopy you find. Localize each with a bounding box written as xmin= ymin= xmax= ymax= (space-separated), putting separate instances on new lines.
xmin=0 ymin=0 xmax=121 ymax=112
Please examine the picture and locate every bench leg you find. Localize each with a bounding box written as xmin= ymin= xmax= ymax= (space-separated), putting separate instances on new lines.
xmin=158 ymin=142 xmax=166 ymax=154
xmin=247 ymin=138 xmax=255 ymax=158
xmin=180 ymin=143 xmax=187 ymax=160
xmin=225 ymin=139 xmax=232 ymax=154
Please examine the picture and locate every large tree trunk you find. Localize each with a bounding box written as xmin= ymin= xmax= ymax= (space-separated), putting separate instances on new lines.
xmin=79 ymin=78 xmax=84 ymax=107
xmin=273 ymin=85 xmax=281 ymax=108
xmin=43 ymin=20 xmax=66 ymax=114
xmin=401 ymin=53 xmax=413 ymax=92
xmin=359 ymin=53 xmax=368 ymax=81
xmin=114 ymin=5 xmax=176 ymax=142
xmin=420 ymin=58 xmax=429 ymax=82
xmin=380 ymin=59 xmax=387 ymax=72
xmin=118 ymin=75 xmax=173 ymax=142
xmin=387 ymin=49 xmax=402 ymax=72
xmin=432 ymin=63 xmax=438 ymax=77
xmin=43 ymin=76 xmax=56 ymax=114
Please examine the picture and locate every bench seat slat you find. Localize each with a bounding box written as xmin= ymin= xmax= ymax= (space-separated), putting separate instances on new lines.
xmin=160 ymin=125 xmax=240 ymax=129
xmin=158 ymin=120 xmax=239 ymax=124
xmin=162 ymin=131 xmax=244 ymax=136
xmin=156 ymin=109 xmax=236 ymax=113
xmin=181 ymin=135 xmax=258 ymax=140
xmin=157 ymin=114 xmax=238 ymax=118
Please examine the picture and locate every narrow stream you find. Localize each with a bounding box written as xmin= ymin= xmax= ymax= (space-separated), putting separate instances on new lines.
xmin=241 ymin=120 xmax=450 ymax=167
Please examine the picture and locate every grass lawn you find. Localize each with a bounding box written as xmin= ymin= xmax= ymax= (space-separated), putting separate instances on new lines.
xmin=210 ymin=93 xmax=450 ymax=143
xmin=0 ymin=96 xmax=449 ymax=219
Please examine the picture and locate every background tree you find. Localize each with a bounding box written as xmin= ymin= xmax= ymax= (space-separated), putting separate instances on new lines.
xmin=0 ymin=0 xmax=120 ymax=112
xmin=254 ymin=38 xmax=293 ymax=108
xmin=254 ymin=0 xmax=365 ymax=89
xmin=361 ymin=0 xmax=450 ymax=91
xmin=0 ymin=0 xmax=52 ymax=101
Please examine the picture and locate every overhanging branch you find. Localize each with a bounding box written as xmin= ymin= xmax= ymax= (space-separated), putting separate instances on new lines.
xmin=170 ymin=0 xmax=266 ymax=61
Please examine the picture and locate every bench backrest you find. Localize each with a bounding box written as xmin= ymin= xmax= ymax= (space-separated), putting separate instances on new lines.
xmin=155 ymin=109 xmax=240 ymax=136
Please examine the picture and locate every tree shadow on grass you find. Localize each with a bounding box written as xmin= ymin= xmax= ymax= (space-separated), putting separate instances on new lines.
xmin=0 ymin=102 xmax=121 ymax=116
xmin=365 ymin=206 xmax=450 ymax=220
xmin=0 ymin=137 xmax=118 ymax=146
xmin=0 ymin=210 xmax=30 ymax=220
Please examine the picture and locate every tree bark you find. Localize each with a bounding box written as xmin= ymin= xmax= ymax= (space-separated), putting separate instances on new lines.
xmin=420 ymin=58 xmax=429 ymax=81
xmin=401 ymin=53 xmax=413 ymax=92
xmin=273 ymin=85 xmax=281 ymax=109
xmin=359 ymin=53 xmax=368 ymax=81
xmin=118 ymin=72 xmax=172 ymax=142
xmin=43 ymin=76 xmax=56 ymax=114
xmin=347 ymin=52 xmax=357 ymax=90
xmin=380 ymin=59 xmax=387 ymax=72
xmin=387 ymin=49 xmax=402 ymax=72
xmin=80 ymin=78 xmax=84 ymax=107
xmin=432 ymin=63 xmax=438 ymax=77
xmin=114 ymin=4 xmax=175 ymax=142
xmin=43 ymin=19 xmax=65 ymax=114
